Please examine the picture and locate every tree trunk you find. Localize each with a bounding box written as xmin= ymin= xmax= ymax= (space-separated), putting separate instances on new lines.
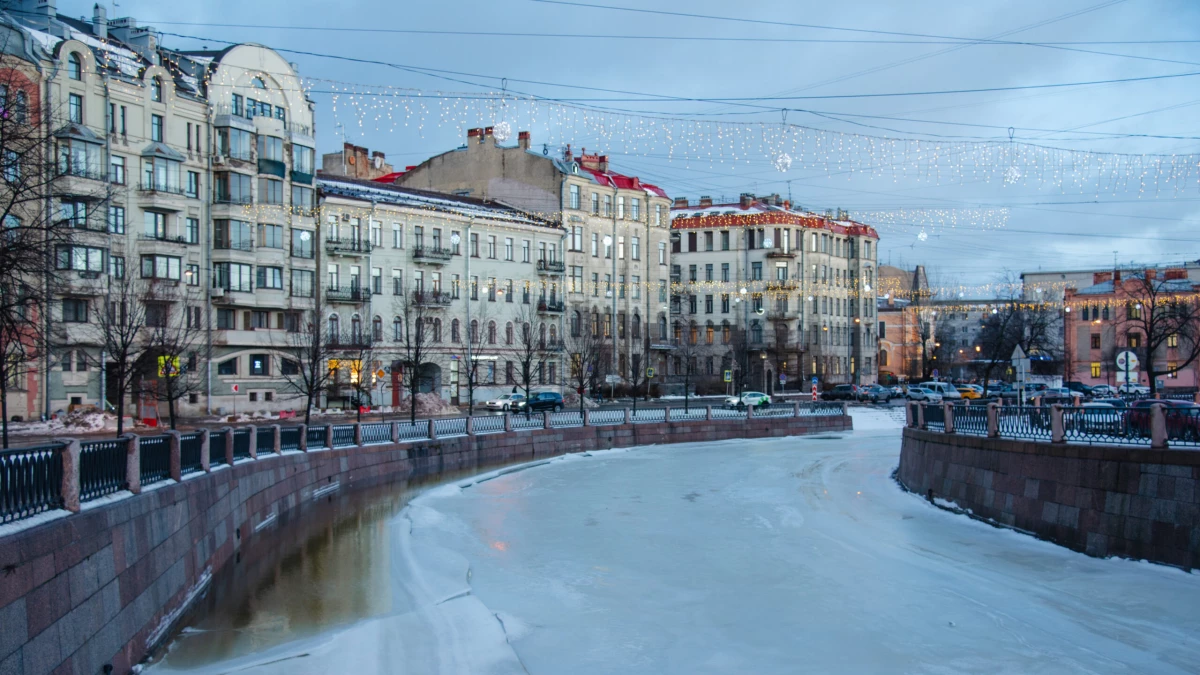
xmin=116 ymin=394 xmax=125 ymax=437
xmin=168 ymin=396 xmax=177 ymax=430
xmin=1 ymin=380 xmax=8 ymax=449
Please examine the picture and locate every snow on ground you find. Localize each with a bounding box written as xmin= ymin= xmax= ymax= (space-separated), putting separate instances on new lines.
xmin=150 ymin=417 xmax=1200 ymax=675
xmin=7 ymin=410 xmax=121 ymax=436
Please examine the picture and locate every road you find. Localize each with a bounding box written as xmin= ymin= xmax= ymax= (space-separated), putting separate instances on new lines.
xmin=150 ymin=410 xmax=1200 ymax=675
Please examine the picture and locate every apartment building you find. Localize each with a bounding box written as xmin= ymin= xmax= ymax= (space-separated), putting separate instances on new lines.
xmin=3 ymin=3 xmax=316 ymax=417
xmin=382 ymin=130 xmax=674 ymax=387
xmin=314 ymin=176 xmax=565 ymax=405
xmin=669 ymin=194 xmax=880 ymax=392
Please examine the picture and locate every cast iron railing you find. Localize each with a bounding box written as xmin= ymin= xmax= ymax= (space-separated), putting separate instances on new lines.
xmin=180 ymin=433 xmax=203 ymax=475
xmin=0 ymin=444 xmax=64 ymax=523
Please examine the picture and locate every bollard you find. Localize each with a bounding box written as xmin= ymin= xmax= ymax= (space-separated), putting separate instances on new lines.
xmin=583 ymin=409 xmax=590 ymax=426
xmin=166 ymin=430 xmax=182 ymax=481
xmin=271 ymin=424 xmax=282 ymax=454
xmin=222 ymin=426 xmax=235 ymax=465
xmin=1051 ymin=404 xmax=1065 ymax=443
xmin=60 ymin=440 xmax=81 ymax=513
xmin=297 ymin=424 xmax=308 ymax=452
xmin=324 ymin=424 xmax=335 ymax=450
xmin=1151 ymin=403 xmax=1168 ymax=448
xmin=793 ymin=401 xmax=800 ymax=418
xmin=1073 ymin=394 xmax=1081 ymax=407
xmin=706 ymin=405 xmax=713 ymax=421
xmin=246 ymin=424 xmax=258 ymax=459
xmin=841 ymin=402 xmax=849 ymax=417
xmin=200 ymin=429 xmax=212 ymax=472
xmin=353 ymin=423 xmax=363 ymax=446
xmin=664 ymin=406 xmax=671 ymax=423
xmin=428 ymin=418 xmax=437 ymax=440
xmin=987 ymin=402 xmax=999 ymax=438
xmin=125 ymin=434 xmax=142 ymax=494
xmin=943 ymin=403 xmax=955 ymax=435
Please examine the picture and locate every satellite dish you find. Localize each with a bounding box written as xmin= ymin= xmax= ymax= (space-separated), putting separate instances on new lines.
xmin=372 ymin=156 xmax=383 ymax=169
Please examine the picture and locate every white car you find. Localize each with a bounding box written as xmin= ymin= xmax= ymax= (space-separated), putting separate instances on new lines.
xmin=1117 ymin=383 xmax=1149 ymax=395
xmin=724 ymin=391 xmax=771 ymax=409
xmin=1090 ymin=384 xmax=1117 ymax=397
xmin=920 ymin=382 xmax=962 ymax=400
xmin=906 ymin=386 xmax=943 ymax=403
xmin=483 ymin=393 xmax=525 ymax=411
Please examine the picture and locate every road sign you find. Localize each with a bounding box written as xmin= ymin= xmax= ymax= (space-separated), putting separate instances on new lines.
xmin=231 ymin=384 xmax=239 ymax=393
xmin=931 ymin=368 xmax=939 ymax=379
xmin=779 ymin=373 xmax=787 ymax=384
xmin=811 ymin=376 xmax=818 ymax=398
xmin=646 ymin=367 xmax=656 ymax=378
xmin=1011 ymin=344 xmax=1027 ymax=361
xmin=376 ymin=369 xmax=386 ymax=379
xmin=723 ymin=369 xmax=732 ymax=383
xmin=605 ymin=374 xmax=621 ymax=384
xmin=1116 ymin=350 xmax=1139 ymax=371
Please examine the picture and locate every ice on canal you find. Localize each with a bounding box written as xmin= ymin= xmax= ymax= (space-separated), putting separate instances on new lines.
xmin=153 ymin=409 xmax=1200 ymax=674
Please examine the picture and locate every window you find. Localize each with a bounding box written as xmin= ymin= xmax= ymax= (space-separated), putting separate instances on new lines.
xmin=258 ymin=135 xmax=284 ymax=162
xmin=216 ymin=308 xmax=235 ymax=330
xmin=104 ymin=154 xmax=126 ymax=185
xmin=67 ymin=52 xmax=82 ymax=80
xmin=217 ymin=128 xmax=253 ymax=161
xmin=487 ymin=235 xmax=496 ymax=258
xmin=62 ymin=299 xmax=88 ymax=323
xmin=140 ymin=254 xmax=181 ymax=280
xmin=258 ymin=177 xmax=283 ymax=204
xmin=218 ymin=358 xmax=237 ymax=375
xmin=215 ymin=172 xmax=252 ymax=203
xmin=618 ymin=196 xmax=626 ymax=219
xmin=373 ymin=316 xmax=383 ymax=341
xmin=1168 ymin=334 xmax=1179 ymax=348
xmin=591 ymin=233 xmax=599 ymax=256
xmin=505 ymin=237 xmax=514 ymax=260
xmin=371 ymin=267 xmax=382 ymax=294
xmin=103 ymin=205 xmax=125 ymax=234
xmin=67 ymin=93 xmax=83 ymax=124
xmin=631 ymin=198 xmax=641 ymax=220
xmin=604 ymin=195 xmax=612 ymax=216
xmin=1090 ymin=334 xmax=1101 ymax=349
xmin=213 ymin=262 xmax=253 ymax=292
xmin=569 ymin=184 xmax=580 ymax=209
xmin=592 ymin=273 xmax=599 ymax=297
xmin=1090 ymin=362 xmax=1102 ymax=378
xmin=110 ymin=256 xmax=125 ymax=279
xmin=141 ymin=211 xmax=168 ymax=239
xmin=55 ymin=245 xmax=104 ymax=272
xmin=150 ymin=114 xmax=163 ymax=142
xmin=658 ymin=241 xmax=667 ymax=264
xmin=214 ymin=219 xmax=253 ymax=250
xmin=293 ymin=145 xmax=314 ymax=174
xmin=258 ymin=223 xmax=283 ymax=249
xmin=291 ymin=228 xmax=314 ymax=258
xmin=290 ymin=269 xmax=314 ymax=298
xmin=186 ymin=171 xmax=200 ymax=198
xmin=591 ymin=193 xmax=599 ymax=215
xmin=1128 ymin=333 xmax=1142 ymax=349
xmin=150 ymin=76 xmax=162 ymax=102
xmin=256 ymin=266 xmax=283 ymax=290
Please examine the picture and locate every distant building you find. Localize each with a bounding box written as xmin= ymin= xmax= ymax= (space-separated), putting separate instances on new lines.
xmin=321 ymin=142 xmax=394 ymax=181
xmin=876 ymin=265 xmax=931 ymax=383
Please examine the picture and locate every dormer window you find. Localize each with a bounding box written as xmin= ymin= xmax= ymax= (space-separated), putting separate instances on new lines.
xmin=150 ymin=76 xmax=162 ymax=102
xmin=67 ymin=52 xmax=82 ymax=80
xmin=252 ymin=77 xmax=266 ymax=90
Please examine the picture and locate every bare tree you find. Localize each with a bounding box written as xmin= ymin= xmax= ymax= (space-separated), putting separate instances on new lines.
xmin=278 ymin=306 xmax=339 ymax=426
xmin=142 ymin=288 xmax=206 ymax=430
xmin=458 ymin=302 xmax=492 ymax=415
xmin=395 ymin=289 xmax=434 ymax=425
xmin=564 ymin=319 xmax=605 ymax=416
xmin=0 ymin=310 xmax=35 ymax=447
xmin=1119 ymin=273 xmax=1200 ymax=397
xmin=508 ymin=306 xmax=546 ymax=418
xmin=333 ymin=330 xmax=384 ymax=423
xmin=673 ymin=324 xmax=711 ymax=413
xmin=92 ymin=276 xmax=149 ymax=436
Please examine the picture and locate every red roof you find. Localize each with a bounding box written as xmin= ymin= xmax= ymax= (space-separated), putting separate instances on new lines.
xmin=371 ymin=171 xmax=406 ymax=183
xmin=671 ymin=203 xmax=879 ymax=239
xmin=573 ymin=161 xmax=668 ymax=198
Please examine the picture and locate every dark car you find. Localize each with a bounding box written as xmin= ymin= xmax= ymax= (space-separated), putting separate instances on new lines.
xmin=513 ymin=391 xmax=564 ymax=412
xmin=1065 ymin=381 xmax=1094 ymax=396
xmin=823 ymin=384 xmax=857 ymax=401
xmin=857 ymin=384 xmax=893 ymax=403
xmin=1126 ymin=399 xmax=1200 ymax=439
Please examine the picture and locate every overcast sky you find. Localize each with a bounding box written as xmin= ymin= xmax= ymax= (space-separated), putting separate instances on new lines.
xmin=81 ymin=0 xmax=1200 ymax=292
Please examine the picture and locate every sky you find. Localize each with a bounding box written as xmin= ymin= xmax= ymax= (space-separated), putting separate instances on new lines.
xmin=70 ymin=0 xmax=1200 ymax=292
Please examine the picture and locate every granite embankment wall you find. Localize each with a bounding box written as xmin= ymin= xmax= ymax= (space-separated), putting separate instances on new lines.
xmin=898 ymin=428 xmax=1200 ymax=570
xmin=0 ymin=414 xmax=849 ymax=675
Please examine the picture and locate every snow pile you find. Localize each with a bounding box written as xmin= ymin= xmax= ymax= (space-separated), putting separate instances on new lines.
xmin=848 ymin=407 xmax=905 ymax=431
xmin=8 ymin=410 xmax=120 ymax=435
xmin=561 ymin=390 xmax=599 ymax=409
xmin=392 ymin=393 xmax=460 ymax=417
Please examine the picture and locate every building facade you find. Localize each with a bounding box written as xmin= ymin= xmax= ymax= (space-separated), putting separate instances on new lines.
xmin=385 ymin=129 xmax=674 ymax=391
xmin=876 ymin=266 xmax=930 ymax=384
xmin=669 ymin=195 xmax=880 ymax=393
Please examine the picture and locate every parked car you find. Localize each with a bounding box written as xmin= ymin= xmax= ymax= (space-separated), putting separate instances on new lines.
xmin=1065 ymin=381 xmax=1094 ymax=396
xmin=956 ymin=385 xmax=981 ymax=400
xmin=921 ymin=382 xmax=962 ymax=400
xmin=1118 ymin=383 xmax=1150 ymax=396
xmin=483 ymin=393 xmax=525 ymax=411
xmin=1069 ymin=401 xmax=1123 ymax=435
xmin=1090 ymin=397 xmax=1127 ymax=409
xmin=513 ymin=391 xmax=564 ymax=412
xmin=823 ymin=384 xmax=858 ymax=401
xmin=725 ymin=391 xmax=771 ymax=409
xmin=1090 ymin=384 xmax=1117 ymax=397
xmin=906 ymin=386 xmax=943 ymax=403
xmin=1126 ymin=399 xmax=1200 ymax=439
xmin=858 ymin=385 xmax=893 ymax=403
xmin=890 ymin=385 xmax=905 ymax=397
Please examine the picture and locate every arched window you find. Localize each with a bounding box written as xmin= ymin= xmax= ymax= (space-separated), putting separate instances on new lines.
xmin=689 ymin=321 xmax=698 ymax=345
xmin=451 ymin=318 xmax=460 ymax=343
xmin=632 ymin=312 xmax=641 ymax=339
xmin=372 ymin=316 xmax=382 ymax=342
xmin=432 ymin=318 xmax=442 ymax=342
xmin=14 ymin=91 xmax=26 ymax=124
xmin=750 ymin=321 xmax=762 ymax=344
xmin=880 ymin=350 xmax=889 ymax=367
xmin=469 ymin=319 xmax=478 ymax=343
xmin=67 ymin=53 xmax=82 ymax=80
xmin=658 ymin=314 xmax=667 ymax=340
xmin=539 ymin=323 xmax=547 ymax=349
xmin=571 ymin=310 xmax=581 ymax=337
xmin=393 ymin=316 xmax=403 ymax=342
xmin=549 ymin=324 xmax=557 ymax=346
xmin=522 ymin=322 xmax=532 ymax=343
xmin=351 ymin=314 xmax=362 ymax=342
xmin=150 ymin=76 xmax=162 ymax=102
xmin=505 ymin=322 xmax=514 ymax=345
xmin=328 ymin=314 xmax=340 ymax=342
xmin=721 ymin=320 xmax=731 ymax=344
xmin=252 ymin=76 xmax=267 ymax=89
xmin=487 ymin=321 xmax=497 ymax=345
xmin=705 ymin=321 xmax=714 ymax=344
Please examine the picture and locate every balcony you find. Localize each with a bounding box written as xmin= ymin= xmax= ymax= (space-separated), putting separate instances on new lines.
xmin=214 ymin=194 xmax=253 ymax=206
xmin=56 ymin=164 xmax=107 ymax=183
xmin=649 ymin=340 xmax=677 ymax=351
xmin=325 ymin=239 xmax=372 ymax=257
xmin=766 ymin=250 xmax=797 ymax=259
xmin=326 ymin=286 xmax=368 ymax=304
xmin=537 ymin=299 xmax=565 ymax=314
xmin=290 ymin=170 xmax=314 ymax=185
xmin=536 ymin=259 xmax=566 ymax=275
xmin=138 ymin=233 xmax=195 ymax=246
xmin=412 ymin=246 xmax=453 ymax=263
xmin=766 ymin=309 xmax=795 ymax=321
xmin=138 ymin=180 xmax=188 ymax=196
xmin=258 ymin=158 xmax=286 ymax=178
xmin=214 ymin=240 xmax=254 ymax=252
xmin=412 ymin=290 xmax=453 ymax=308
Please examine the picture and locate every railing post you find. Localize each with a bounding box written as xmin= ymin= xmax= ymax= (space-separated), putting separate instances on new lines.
xmin=166 ymin=430 xmax=182 ymax=481
xmin=354 ymin=422 xmax=363 ymax=446
xmin=504 ymin=414 xmax=512 ymax=432
xmin=222 ymin=426 xmax=235 ymax=466
xmin=623 ymin=408 xmax=631 ymax=425
xmin=793 ymin=401 xmax=800 ymax=417
xmin=664 ymin=406 xmax=671 ymax=423
xmin=297 ymin=424 xmax=308 ymax=452
xmin=1151 ymin=403 xmax=1168 ymax=448
xmin=466 ymin=416 xmax=475 ymax=436
xmin=582 ymin=409 xmax=590 ymax=426
xmin=943 ymin=403 xmax=955 ymax=435
xmin=60 ymin=440 xmax=81 ymax=514
xmin=917 ymin=403 xmax=926 ymax=429
xmin=199 ymin=429 xmax=211 ymax=472
xmin=841 ymin=402 xmax=849 ymax=417
xmin=428 ymin=418 xmax=437 ymax=440
xmin=543 ymin=410 xmax=551 ymax=429
xmin=706 ymin=405 xmax=713 ymax=421
xmin=987 ymin=402 xmax=999 ymax=438
xmin=391 ymin=421 xmax=400 ymax=443
xmin=124 ymin=434 xmax=141 ymax=495
xmin=246 ymin=424 xmax=258 ymax=459
xmin=906 ymin=401 xmax=915 ymax=428
xmin=1051 ymin=403 xmax=1065 ymax=443
xmin=271 ymin=424 xmax=282 ymax=454
xmin=324 ymin=424 xmax=334 ymax=450
xmin=746 ymin=403 xmax=754 ymax=420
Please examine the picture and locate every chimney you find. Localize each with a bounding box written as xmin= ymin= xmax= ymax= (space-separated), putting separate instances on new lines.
xmin=518 ymin=130 xmax=531 ymax=150
xmin=837 ymin=208 xmax=849 ymax=220
xmin=1144 ymin=268 xmax=1157 ymax=281
xmin=598 ymin=155 xmax=608 ymax=172
xmin=673 ymin=197 xmax=689 ymax=208
xmin=739 ymin=193 xmax=754 ymax=208
xmin=699 ymin=195 xmax=713 ymax=208
xmin=1113 ymin=270 xmax=1122 ymax=283
xmin=21 ymin=0 xmax=56 ymax=29
xmin=482 ymin=126 xmax=495 ymax=146
xmin=1093 ymin=272 xmax=1112 ymax=285
xmin=1165 ymin=268 xmax=1187 ymax=280
xmin=564 ymin=144 xmax=572 ymax=161
xmin=825 ymin=209 xmax=834 ymax=218
xmin=92 ymin=3 xmax=107 ymax=39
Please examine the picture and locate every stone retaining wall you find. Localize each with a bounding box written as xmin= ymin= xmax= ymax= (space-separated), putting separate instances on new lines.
xmin=0 ymin=414 xmax=848 ymax=675
xmin=898 ymin=428 xmax=1200 ymax=570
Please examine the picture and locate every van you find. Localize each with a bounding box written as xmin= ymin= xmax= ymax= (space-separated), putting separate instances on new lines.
xmin=921 ymin=382 xmax=962 ymax=399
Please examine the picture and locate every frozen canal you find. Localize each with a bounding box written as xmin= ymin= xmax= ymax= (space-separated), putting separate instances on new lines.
xmin=154 ymin=411 xmax=1200 ymax=674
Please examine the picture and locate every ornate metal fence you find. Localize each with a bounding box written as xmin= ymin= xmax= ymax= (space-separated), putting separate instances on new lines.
xmin=179 ymin=433 xmax=203 ymax=475
xmin=0 ymin=444 xmax=64 ymax=523
xmin=138 ymin=436 xmax=171 ymax=486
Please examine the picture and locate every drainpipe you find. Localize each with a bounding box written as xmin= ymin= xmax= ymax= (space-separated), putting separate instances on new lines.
xmin=204 ymin=99 xmax=213 ymax=414
xmin=41 ymin=51 xmax=61 ymax=420
xmin=100 ymin=75 xmax=112 ymax=412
